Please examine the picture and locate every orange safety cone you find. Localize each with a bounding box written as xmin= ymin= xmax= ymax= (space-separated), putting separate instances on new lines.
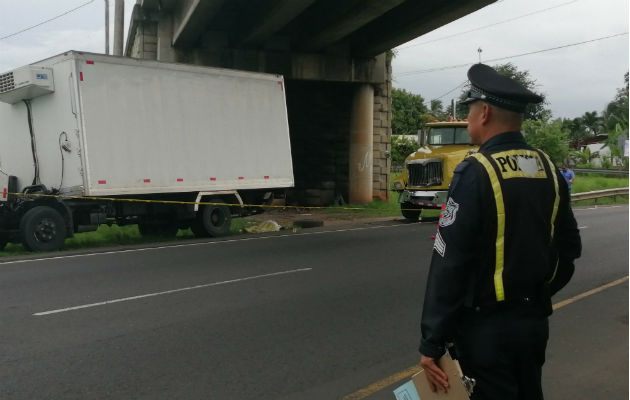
xmin=430 ymin=203 xmax=447 ymax=239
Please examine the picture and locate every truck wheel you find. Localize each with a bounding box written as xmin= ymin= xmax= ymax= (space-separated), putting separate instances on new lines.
xmin=192 ymin=198 xmax=232 ymax=237
xmin=20 ymin=206 xmax=67 ymax=251
xmin=190 ymin=220 xmax=210 ymax=238
xmin=401 ymin=202 xmax=421 ymax=222
xmin=138 ymin=220 xmax=178 ymax=238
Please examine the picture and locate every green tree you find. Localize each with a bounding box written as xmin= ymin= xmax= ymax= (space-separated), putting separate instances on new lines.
xmin=392 ymin=88 xmax=428 ymax=135
xmin=602 ymin=72 xmax=629 ymax=164
xmin=603 ymin=72 xmax=629 ymax=132
xmin=522 ymin=119 xmax=569 ymax=166
xmin=454 ymin=63 xmax=551 ymax=120
xmin=429 ymin=99 xmax=447 ymax=120
xmin=562 ymin=111 xmax=604 ymax=150
xmin=580 ymin=111 xmax=604 ymax=136
xmin=391 ymin=135 xmax=419 ymax=165
xmin=561 ymin=117 xmax=590 ymax=149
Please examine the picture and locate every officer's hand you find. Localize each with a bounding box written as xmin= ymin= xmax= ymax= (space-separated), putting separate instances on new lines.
xmin=420 ymin=355 xmax=449 ymax=393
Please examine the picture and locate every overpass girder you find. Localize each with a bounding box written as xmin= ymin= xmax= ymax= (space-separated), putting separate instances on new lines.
xmin=173 ymin=0 xmax=227 ymax=47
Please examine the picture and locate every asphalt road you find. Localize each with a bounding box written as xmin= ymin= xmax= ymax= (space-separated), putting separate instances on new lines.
xmin=0 ymin=205 xmax=627 ymax=399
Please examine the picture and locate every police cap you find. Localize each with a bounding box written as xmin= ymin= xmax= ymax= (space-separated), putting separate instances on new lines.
xmin=460 ymin=63 xmax=543 ymax=112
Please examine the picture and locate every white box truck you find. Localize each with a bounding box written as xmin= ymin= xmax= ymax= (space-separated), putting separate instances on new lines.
xmin=0 ymin=51 xmax=294 ymax=251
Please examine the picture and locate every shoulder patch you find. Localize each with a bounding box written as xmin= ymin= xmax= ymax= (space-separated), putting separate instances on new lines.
xmin=439 ymin=197 xmax=460 ymax=228
xmin=433 ymin=230 xmax=446 ymax=257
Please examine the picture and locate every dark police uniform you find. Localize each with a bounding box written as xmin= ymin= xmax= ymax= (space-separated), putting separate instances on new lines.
xmin=419 ymin=64 xmax=582 ymax=400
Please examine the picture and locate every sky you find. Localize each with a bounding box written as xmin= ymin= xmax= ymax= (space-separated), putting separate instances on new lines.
xmin=0 ymin=0 xmax=628 ymax=119
xmin=393 ymin=0 xmax=629 ymax=119
xmin=0 ymin=0 xmax=136 ymax=70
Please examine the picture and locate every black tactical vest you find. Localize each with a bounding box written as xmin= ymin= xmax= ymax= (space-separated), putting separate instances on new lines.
xmin=467 ymin=148 xmax=560 ymax=305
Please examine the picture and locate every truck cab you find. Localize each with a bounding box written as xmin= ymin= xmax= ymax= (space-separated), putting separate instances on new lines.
xmin=392 ymin=120 xmax=477 ymax=221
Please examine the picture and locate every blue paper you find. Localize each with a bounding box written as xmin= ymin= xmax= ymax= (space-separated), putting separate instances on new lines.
xmin=393 ymin=380 xmax=421 ymax=400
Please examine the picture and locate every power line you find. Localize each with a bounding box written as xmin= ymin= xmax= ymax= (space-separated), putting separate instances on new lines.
xmin=396 ymin=32 xmax=629 ymax=77
xmin=482 ymin=32 xmax=628 ymax=63
xmin=397 ymin=0 xmax=580 ymax=51
xmin=435 ymin=80 xmax=468 ymax=100
xmin=0 ymin=0 xmax=97 ymax=41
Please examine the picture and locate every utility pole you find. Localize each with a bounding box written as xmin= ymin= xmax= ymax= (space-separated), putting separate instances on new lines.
xmin=113 ymin=0 xmax=124 ymax=56
xmin=477 ymin=47 xmax=482 ymax=63
xmin=452 ymin=98 xmax=457 ymax=119
xmin=104 ymin=0 xmax=110 ymax=55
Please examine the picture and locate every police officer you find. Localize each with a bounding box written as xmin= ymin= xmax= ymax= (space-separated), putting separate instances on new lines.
xmin=418 ymin=64 xmax=582 ymax=400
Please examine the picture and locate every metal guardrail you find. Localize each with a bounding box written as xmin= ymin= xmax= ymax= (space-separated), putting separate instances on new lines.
xmin=571 ymin=187 xmax=629 ymax=201
xmin=574 ymin=168 xmax=629 ymax=175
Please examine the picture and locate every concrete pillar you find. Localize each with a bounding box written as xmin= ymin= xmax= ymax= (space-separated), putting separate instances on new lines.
xmin=104 ymin=0 xmax=110 ymax=55
xmin=113 ymin=0 xmax=124 ymax=56
xmin=157 ymin=15 xmax=176 ymax=63
xmin=349 ymin=84 xmax=374 ymax=204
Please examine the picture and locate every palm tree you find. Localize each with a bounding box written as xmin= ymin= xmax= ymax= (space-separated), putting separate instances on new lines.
xmin=580 ymin=111 xmax=604 ymax=137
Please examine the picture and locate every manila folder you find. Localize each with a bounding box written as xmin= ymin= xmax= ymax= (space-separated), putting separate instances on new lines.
xmin=411 ymin=354 xmax=470 ymax=400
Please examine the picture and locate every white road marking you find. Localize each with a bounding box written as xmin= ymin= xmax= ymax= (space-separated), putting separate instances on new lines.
xmin=33 ymin=267 xmax=312 ymax=316
xmin=0 ymin=224 xmax=403 ymax=266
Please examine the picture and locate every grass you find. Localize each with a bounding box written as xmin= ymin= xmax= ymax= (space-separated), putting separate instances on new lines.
xmin=570 ymin=173 xmax=628 ymax=207
xmin=571 ymin=173 xmax=628 ymax=193
xmin=0 ymin=219 xmax=260 ymax=257
xmin=0 ymin=172 xmax=626 ymax=255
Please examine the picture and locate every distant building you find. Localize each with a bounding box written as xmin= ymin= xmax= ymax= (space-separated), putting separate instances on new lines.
xmin=584 ymin=143 xmax=611 ymax=167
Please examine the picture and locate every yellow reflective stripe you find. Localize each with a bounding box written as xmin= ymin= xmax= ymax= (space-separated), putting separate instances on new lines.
xmin=547 ymin=259 xmax=560 ymax=284
xmin=471 ymin=153 xmax=506 ymax=302
xmin=540 ymin=152 xmax=560 ymax=240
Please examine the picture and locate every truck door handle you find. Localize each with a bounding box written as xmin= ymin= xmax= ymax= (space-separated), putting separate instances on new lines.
xmin=69 ymin=73 xmax=77 ymax=117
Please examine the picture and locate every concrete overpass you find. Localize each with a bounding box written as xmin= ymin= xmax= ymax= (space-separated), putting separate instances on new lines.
xmin=125 ymin=0 xmax=495 ymax=205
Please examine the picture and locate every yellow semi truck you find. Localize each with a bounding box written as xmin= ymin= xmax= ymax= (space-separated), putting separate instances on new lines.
xmin=392 ymin=120 xmax=478 ymax=221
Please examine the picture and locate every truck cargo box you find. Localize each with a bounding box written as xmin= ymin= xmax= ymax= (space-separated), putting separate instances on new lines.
xmin=0 ymin=51 xmax=294 ymax=197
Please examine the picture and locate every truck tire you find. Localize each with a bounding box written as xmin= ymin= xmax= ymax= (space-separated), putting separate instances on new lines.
xmin=138 ymin=219 xmax=178 ymax=238
xmin=191 ymin=198 xmax=231 ymax=237
xmin=401 ymin=202 xmax=421 ymax=222
xmin=20 ymin=206 xmax=67 ymax=251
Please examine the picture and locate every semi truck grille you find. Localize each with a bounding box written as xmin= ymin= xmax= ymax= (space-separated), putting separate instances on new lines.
xmin=407 ymin=160 xmax=443 ymax=187
xmin=0 ymin=72 xmax=15 ymax=93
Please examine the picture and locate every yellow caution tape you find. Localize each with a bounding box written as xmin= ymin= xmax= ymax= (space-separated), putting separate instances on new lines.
xmin=7 ymin=192 xmax=411 ymax=213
